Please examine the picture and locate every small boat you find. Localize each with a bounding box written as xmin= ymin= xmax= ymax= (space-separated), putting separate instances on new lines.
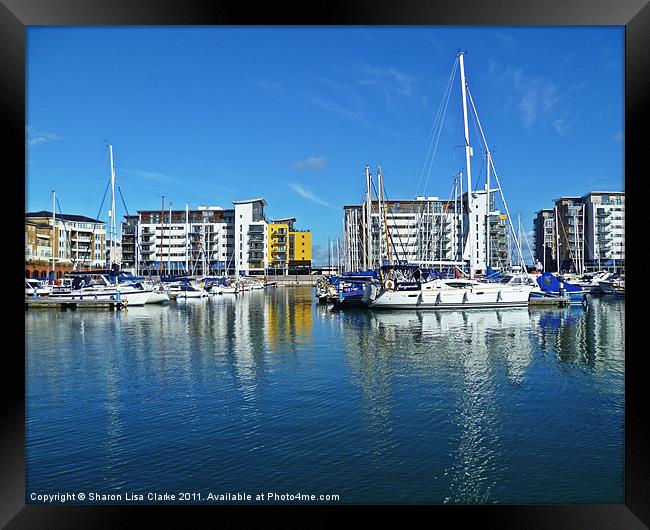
xmin=208 ymin=277 xmax=240 ymax=294
xmin=535 ymin=272 xmax=587 ymax=305
xmin=25 ymin=278 xmax=52 ymax=297
xmin=146 ymin=284 xmax=170 ymax=304
xmin=330 ymin=270 xmax=379 ymax=310
xmin=175 ymin=280 xmax=208 ymax=299
xmin=45 ymin=273 xmax=153 ymax=306
xmin=314 ymin=276 xmax=338 ymax=304
xmin=598 ymin=275 xmax=624 ymax=296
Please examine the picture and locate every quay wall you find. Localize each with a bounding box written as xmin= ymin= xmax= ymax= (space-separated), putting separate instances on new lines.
xmin=271 ymin=275 xmax=319 ymax=286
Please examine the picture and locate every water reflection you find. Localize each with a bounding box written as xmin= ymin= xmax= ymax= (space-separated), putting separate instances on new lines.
xmin=336 ymin=297 xmax=624 ymax=503
xmin=26 ymin=290 xmax=623 ymax=503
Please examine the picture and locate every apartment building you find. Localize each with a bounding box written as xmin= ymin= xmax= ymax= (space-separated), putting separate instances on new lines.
xmin=268 ymin=217 xmax=312 ymax=275
xmin=121 ymin=198 xmax=312 ymax=277
xmin=533 ymin=209 xmax=557 ymax=271
xmin=582 ymin=192 xmax=625 ymax=269
xmin=533 ymin=191 xmax=624 ymax=273
xmin=121 ymin=205 xmax=236 ymax=276
xmin=343 ymin=188 xmax=509 ymax=274
xmin=233 ymin=198 xmax=268 ymax=276
xmin=25 ymin=211 xmax=106 ymax=279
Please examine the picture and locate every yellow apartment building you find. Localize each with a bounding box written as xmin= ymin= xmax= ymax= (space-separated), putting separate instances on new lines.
xmin=268 ymin=217 xmax=312 ymax=274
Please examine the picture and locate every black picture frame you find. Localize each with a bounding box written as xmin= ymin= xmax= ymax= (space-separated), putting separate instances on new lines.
xmin=5 ymin=0 xmax=648 ymax=526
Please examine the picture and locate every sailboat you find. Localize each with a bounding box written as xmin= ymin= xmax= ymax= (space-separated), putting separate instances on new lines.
xmin=363 ymin=52 xmax=538 ymax=309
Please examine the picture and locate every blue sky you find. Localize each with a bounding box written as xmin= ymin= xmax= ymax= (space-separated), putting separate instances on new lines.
xmin=26 ymin=26 xmax=624 ymax=264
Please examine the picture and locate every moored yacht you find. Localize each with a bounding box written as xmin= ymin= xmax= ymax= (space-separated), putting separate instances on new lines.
xmin=362 ymin=264 xmax=537 ymax=309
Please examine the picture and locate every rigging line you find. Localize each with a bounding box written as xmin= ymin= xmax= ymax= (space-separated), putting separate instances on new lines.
xmin=415 ymin=61 xmax=455 ymax=198
xmin=95 ymin=176 xmax=111 ymax=225
xmin=557 ymin=212 xmax=578 ymax=270
xmin=370 ymin=176 xmax=398 ymax=264
xmin=54 ymin=197 xmax=74 ymax=269
xmin=415 ymin=57 xmax=459 ymax=198
xmin=421 ymin=60 xmax=458 ymax=198
xmin=379 ymin=182 xmax=410 ymax=264
xmin=465 ymin=85 xmax=527 ymax=272
xmin=117 ymin=185 xmax=130 ymax=217
xmin=468 ymin=105 xmax=487 ymax=191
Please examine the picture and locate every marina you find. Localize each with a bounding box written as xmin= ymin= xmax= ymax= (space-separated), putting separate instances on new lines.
xmin=23 ymin=26 xmax=627 ymax=511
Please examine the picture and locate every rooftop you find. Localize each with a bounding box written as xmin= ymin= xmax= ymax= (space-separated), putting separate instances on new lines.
xmin=26 ymin=211 xmax=104 ymax=224
xmin=232 ymin=198 xmax=267 ymax=205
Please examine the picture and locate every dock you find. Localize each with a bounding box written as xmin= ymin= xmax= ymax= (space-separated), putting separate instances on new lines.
xmin=25 ymin=297 xmax=127 ymax=311
xmin=529 ymin=296 xmax=569 ymax=307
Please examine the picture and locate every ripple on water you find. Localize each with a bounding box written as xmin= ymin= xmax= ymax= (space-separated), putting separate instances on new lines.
xmin=26 ymin=290 xmax=624 ymax=503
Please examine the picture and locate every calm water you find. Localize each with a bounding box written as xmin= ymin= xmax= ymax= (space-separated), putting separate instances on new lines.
xmin=26 ymin=287 xmax=624 ymax=504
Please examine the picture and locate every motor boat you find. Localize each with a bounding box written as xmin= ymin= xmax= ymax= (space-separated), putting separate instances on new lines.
xmin=25 ymin=278 xmax=52 ymax=297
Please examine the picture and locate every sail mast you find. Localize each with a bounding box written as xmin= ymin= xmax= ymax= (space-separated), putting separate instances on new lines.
xmin=486 ymin=151 xmax=491 ymax=269
xmin=168 ymin=201 xmax=173 ymax=275
xmin=185 ymin=202 xmax=189 ymax=274
xmin=160 ymin=195 xmax=165 ymax=277
xmin=458 ymin=51 xmax=474 ymax=277
xmin=51 ymin=191 xmax=56 ymax=283
xmin=555 ymin=205 xmax=560 ymax=274
xmin=365 ymin=166 xmax=372 ymax=270
xmin=108 ymin=144 xmax=116 ymax=267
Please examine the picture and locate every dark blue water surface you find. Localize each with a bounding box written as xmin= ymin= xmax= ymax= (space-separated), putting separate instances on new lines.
xmin=26 ymin=287 xmax=624 ymax=504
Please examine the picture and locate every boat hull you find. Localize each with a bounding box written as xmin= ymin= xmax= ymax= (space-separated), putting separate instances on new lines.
xmin=146 ymin=291 xmax=170 ymax=304
xmin=364 ymin=284 xmax=534 ymax=310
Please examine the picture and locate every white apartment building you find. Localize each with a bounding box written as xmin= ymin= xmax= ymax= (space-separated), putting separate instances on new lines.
xmin=121 ymin=205 xmax=236 ymax=276
xmin=582 ymin=191 xmax=625 ymax=268
xmin=343 ymin=187 xmax=509 ymax=274
xmin=233 ymin=198 xmax=268 ymax=276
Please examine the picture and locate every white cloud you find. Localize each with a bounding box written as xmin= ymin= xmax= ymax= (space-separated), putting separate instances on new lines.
xmin=123 ymin=169 xmax=175 ymax=183
xmin=288 ymin=183 xmax=331 ymax=207
xmin=293 ymin=156 xmax=328 ymax=171
xmin=26 ymin=125 xmax=61 ymax=147
xmin=358 ymin=65 xmax=416 ymax=101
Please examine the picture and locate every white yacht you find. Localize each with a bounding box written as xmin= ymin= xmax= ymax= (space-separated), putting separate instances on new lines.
xmin=175 ymin=280 xmax=208 ymax=299
xmin=25 ymin=278 xmax=52 ymax=297
xmin=45 ymin=274 xmax=153 ymax=306
xmin=362 ymin=265 xmax=537 ymax=310
xmin=145 ymin=283 xmax=170 ymax=304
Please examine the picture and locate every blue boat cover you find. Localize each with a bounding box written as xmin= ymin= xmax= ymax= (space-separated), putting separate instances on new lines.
xmin=537 ymin=272 xmax=582 ymax=293
xmin=485 ymin=266 xmax=503 ymax=280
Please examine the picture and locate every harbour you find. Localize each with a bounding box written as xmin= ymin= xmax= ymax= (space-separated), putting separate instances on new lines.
xmin=25 ymin=286 xmax=624 ymax=504
xmin=23 ymin=26 xmax=628 ymax=511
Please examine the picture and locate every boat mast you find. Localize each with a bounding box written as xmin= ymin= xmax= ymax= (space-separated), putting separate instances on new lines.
xmin=51 ymin=190 xmax=56 ymax=283
xmin=458 ymin=52 xmax=475 ymax=278
xmin=168 ymin=201 xmax=173 ymax=275
xmin=109 ymin=144 xmax=116 ymax=267
xmin=377 ymin=166 xmax=383 ymax=266
xmin=185 ymin=202 xmax=189 ymax=275
xmin=581 ymin=203 xmax=586 ymax=275
xmin=160 ymin=195 xmax=165 ymax=277
xmin=555 ymin=205 xmax=560 ymax=274
xmin=486 ymin=151 xmax=491 ymax=270
xmin=365 ymin=165 xmax=372 ymax=270
xmin=458 ymin=171 xmax=465 ymax=261
xmin=337 ymin=237 xmax=341 ymax=274
xmin=381 ymin=177 xmax=391 ymax=266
